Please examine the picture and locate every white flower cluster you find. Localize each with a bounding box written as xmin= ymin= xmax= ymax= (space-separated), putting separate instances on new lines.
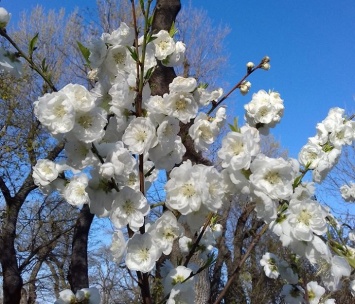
xmin=244 ymin=89 xmax=284 ymax=134
xmin=260 ymin=252 xmax=298 ymax=283
xmin=299 ymin=107 xmax=355 ymax=183
xmin=15 ymin=14 xmax=353 ymax=303
xmin=340 ymin=182 xmax=355 ymax=202
xmin=54 ymin=287 xmax=100 ymax=304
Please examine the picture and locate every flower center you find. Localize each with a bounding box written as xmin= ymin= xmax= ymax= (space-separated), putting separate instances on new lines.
xmin=77 ymin=115 xmax=93 ymax=129
xmin=135 ymin=130 xmax=147 ymax=142
xmin=264 ymin=171 xmax=281 ymax=185
xmin=176 ymin=98 xmax=187 ymax=111
xmin=231 ymin=141 xmax=244 ymax=155
xmin=298 ymin=209 xmax=312 ymax=226
xmin=54 ymin=104 xmax=67 ymax=118
xmin=182 ymin=183 xmax=196 ymax=198
xmin=114 ymin=52 xmax=126 ymax=65
xmin=123 ymin=200 xmax=135 ymax=215
xmin=138 ymin=248 xmax=150 ymax=262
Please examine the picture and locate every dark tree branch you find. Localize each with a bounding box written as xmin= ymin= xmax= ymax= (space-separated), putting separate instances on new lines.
xmin=67 ymin=204 xmax=94 ymax=293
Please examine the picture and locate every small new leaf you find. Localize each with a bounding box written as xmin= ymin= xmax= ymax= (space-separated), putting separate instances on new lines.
xmin=198 ymin=83 xmax=209 ymax=89
xmin=169 ymin=22 xmax=178 ymax=37
xmin=147 ymin=33 xmax=157 ymax=43
xmin=127 ymin=46 xmax=139 ymax=62
xmin=147 ymin=15 xmax=154 ymax=27
xmin=29 ymin=32 xmax=39 ymax=58
xmin=77 ymin=41 xmax=90 ymax=65
xmin=144 ymin=66 xmax=155 ymax=81
xmin=139 ymin=0 xmax=145 ymax=12
xmin=41 ymin=58 xmax=48 ymax=73
xmin=228 ymin=117 xmax=240 ymax=132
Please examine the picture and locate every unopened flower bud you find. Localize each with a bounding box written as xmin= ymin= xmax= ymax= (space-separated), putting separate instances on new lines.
xmin=246 ymin=62 xmax=255 ymax=69
xmin=262 ymin=55 xmax=270 ymax=63
xmin=239 ymin=80 xmax=251 ymax=95
xmin=0 ymin=8 xmax=11 ymax=28
xmin=261 ymin=62 xmax=271 ymax=70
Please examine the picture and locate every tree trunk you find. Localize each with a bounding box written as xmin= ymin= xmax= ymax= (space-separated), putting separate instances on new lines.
xmin=0 ymin=199 xmax=23 ymax=304
xmin=67 ymin=204 xmax=94 ymax=292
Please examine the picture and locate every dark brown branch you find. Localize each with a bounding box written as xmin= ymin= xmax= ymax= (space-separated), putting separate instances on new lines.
xmin=67 ymin=204 xmax=94 ymax=293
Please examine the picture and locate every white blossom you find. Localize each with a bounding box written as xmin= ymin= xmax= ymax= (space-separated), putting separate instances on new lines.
xmin=122 ymin=117 xmax=158 ymax=154
xmin=218 ymin=126 xmax=260 ymax=171
xmin=244 ymin=90 xmax=284 ymax=132
xmin=163 ymin=40 xmax=186 ymax=67
xmin=250 ymin=155 xmax=298 ymax=200
xmin=260 ymin=252 xmax=280 ymax=279
xmin=110 ymin=230 xmax=126 ymax=264
xmin=61 ymin=83 xmax=96 ymax=112
xmin=32 ymin=159 xmax=59 ymax=187
xmin=87 ymin=38 xmax=107 ymax=68
xmin=102 ymin=22 xmax=135 ymax=46
xmin=189 ymin=112 xmax=219 ymax=152
xmin=63 ymin=174 xmax=90 ymax=207
xmin=307 ymin=281 xmax=325 ymax=304
xmin=125 ymin=233 xmax=160 ymax=273
xmin=340 ymin=182 xmax=355 ymax=202
xmin=153 ymin=30 xmax=176 ymax=60
xmin=71 ymin=107 xmax=107 ymax=143
xmin=163 ymin=266 xmax=194 ymax=296
xmin=318 ymin=255 xmax=351 ymax=291
xmin=169 ymin=76 xmax=197 ymax=93
xmin=148 ymin=136 xmax=186 ymax=171
xmin=287 ymin=199 xmax=327 ymax=241
xmin=165 ymin=92 xmax=198 ymax=123
xmin=34 ymin=91 xmax=75 ymax=134
xmin=149 ymin=211 xmax=184 ymax=255
xmin=165 ymin=160 xmax=208 ymax=215
xmin=110 ymin=186 xmax=150 ymax=231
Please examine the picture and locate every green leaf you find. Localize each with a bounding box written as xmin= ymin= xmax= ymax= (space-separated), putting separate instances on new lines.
xmin=127 ymin=46 xmax=139 ymax=62
xmin=77 ymin=41 xmax=90 ymax=65
xmin=147 ymin=33 xmax=157 ymax=43
xmin=29 ymin=32 xmax=39 ymax=58
xmin=139 ymin=0 xmax=145 ymax=12
xmin=169 ymin=22 xmax=178 ymax=37
xmin=228 ymin=117 xmax=240 ymax=132
xmin=144 ymin=66 xmax=155 ymax=81
xmin=41 ymin=58 xmax=47 ymax=73
xmin=292 ymin=175 xmax=303 ymax=188
xmin=198 ymin=83 xmax=209 ymax=89
xmin=147 ymin=15 xmax=154 ymax=27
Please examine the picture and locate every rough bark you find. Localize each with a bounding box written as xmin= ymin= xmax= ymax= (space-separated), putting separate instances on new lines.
xmin=0 ymin=143 xmax=64 ymax=304
xmin=67 ymin=204 xmax=94 ymax=292
xmin=0 ymin=197 xmax=24 ymax=304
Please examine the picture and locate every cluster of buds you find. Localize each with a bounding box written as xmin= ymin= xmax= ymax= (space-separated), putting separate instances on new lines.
xmin=239 ymin=80 xmax=252 ymax=95
xmin=261 ymin=55 xmax=271 ymax=70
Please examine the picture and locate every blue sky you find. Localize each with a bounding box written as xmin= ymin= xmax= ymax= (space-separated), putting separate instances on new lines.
xmin=3 ymin=0 xmax=355 ymax=159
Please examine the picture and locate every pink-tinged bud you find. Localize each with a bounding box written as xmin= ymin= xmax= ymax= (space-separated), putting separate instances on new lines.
xmin=0 ymin=8 xmax=11 ymax=28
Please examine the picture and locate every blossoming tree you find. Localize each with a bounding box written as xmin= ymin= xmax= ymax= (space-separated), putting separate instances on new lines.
xmin=1 ymin=1 xmax=355 ymax=304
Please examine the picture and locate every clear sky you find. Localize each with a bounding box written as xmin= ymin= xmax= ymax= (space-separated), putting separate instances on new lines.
xmin=2 ymin=0 xmax=355 ymax=159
